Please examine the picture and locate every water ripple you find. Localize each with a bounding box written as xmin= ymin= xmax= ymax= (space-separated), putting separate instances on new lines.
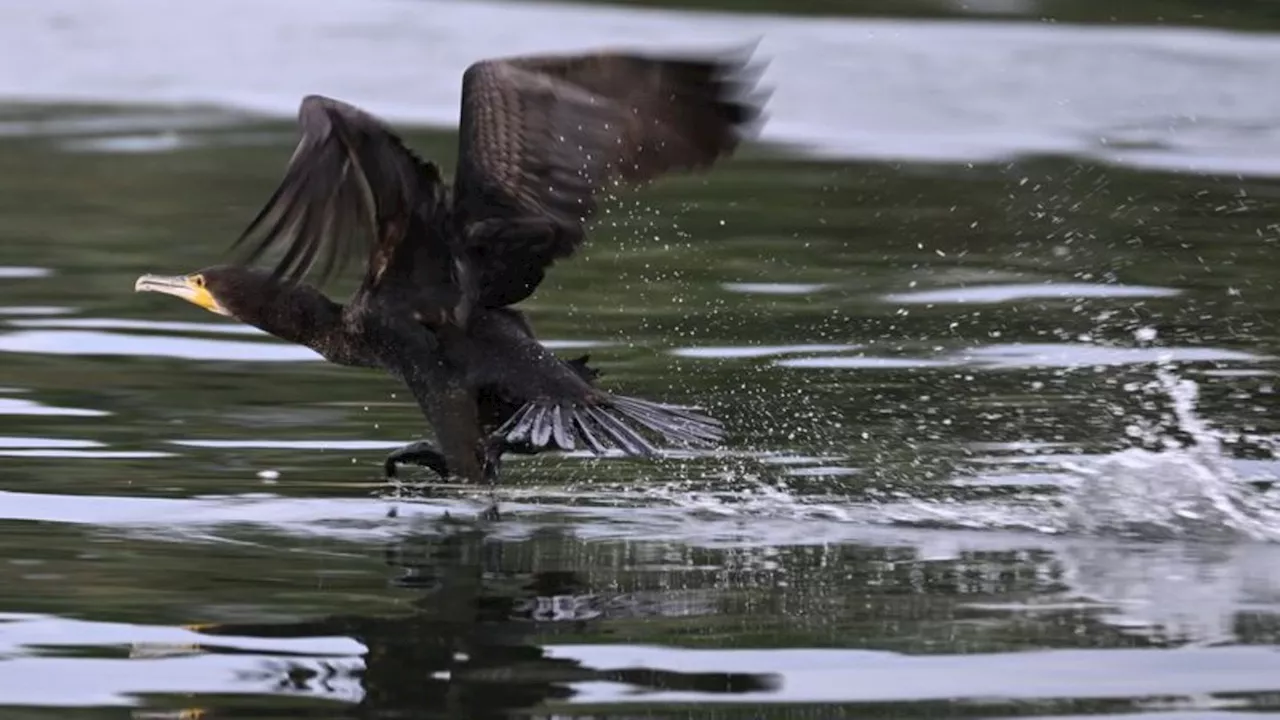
xmin=173 ymin=439 xmax=404 ymax=451
xmin=8 ymin=317 xmax=267 ymax=335
xmin=774 ymin=343 xmax=1270 ymax=370
xmin=883 ymin=282 xmax=1183 ymax=305
xmin=0 ymin=394 xmax=106 ymax=417
xmin=721 ymin=282 xmax=834 ymax=295
xmin=0 ymin=324 xmax=612 ymax=361
xmin=670 ymin=343 xmax=859 ymax=359
xmin=953 ymin=343 xmax=1269 ymax=369
xmin=0 ymin=329 xmax=318 ymax=362
xmin=0 ymin=266 xmax=50 ymax=279
xmin=547 ymin=644 xmax=1280 ymax=705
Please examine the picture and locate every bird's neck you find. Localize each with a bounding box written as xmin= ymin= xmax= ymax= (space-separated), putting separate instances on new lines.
xmin=246 ymin=284 xmax=375 ymax=368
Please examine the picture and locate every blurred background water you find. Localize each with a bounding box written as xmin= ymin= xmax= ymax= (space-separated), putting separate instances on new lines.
xmin=0 ymin=0 xmax=1279 ymax=717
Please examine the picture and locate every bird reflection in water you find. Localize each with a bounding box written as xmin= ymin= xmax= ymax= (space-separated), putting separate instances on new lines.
xmin=169 ymin=520 xmax=780 ymax=718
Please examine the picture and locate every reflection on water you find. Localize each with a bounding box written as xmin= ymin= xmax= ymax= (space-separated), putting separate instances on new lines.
xmin=0 ymin=0 xmax=1277 ymax=716
xmin=3 ymin=521 xmax=1280 ymax=716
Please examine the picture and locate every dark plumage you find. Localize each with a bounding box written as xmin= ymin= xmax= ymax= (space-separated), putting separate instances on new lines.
xmin=135 ymin=46 xmax=766 ymax=484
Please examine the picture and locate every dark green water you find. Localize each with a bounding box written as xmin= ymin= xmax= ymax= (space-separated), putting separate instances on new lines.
xmin=1 ymin=6 xmax=1280 ymax=715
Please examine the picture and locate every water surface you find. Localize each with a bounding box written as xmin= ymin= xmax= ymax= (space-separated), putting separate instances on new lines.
xmin=7 ymin=0 xmax=1280 ymax=174
xmin=0 ymin=0 xmax=1279 ymax=717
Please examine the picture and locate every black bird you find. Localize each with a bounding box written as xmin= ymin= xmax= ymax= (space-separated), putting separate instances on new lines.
xmin=134 ymin=47 xmax=766 ymax=484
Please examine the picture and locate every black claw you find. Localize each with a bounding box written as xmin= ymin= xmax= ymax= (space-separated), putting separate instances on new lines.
xmin=384 ymin=437 xmax=523 ymax=485
xmin=384 ymin=440 xmax=449 ymax=480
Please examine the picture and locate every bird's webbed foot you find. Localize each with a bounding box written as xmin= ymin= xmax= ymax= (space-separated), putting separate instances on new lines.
xmin=383 ymin=440 xmax=449 ymax=480
xmin=384 ymin=436 xmax=513 ymax=486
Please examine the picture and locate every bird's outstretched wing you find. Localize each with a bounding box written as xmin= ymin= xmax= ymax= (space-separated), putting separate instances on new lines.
xmin=230 ymin=95 xmax=445 ymax=293
xmin=452 ymin=47 xmax=767 ymax=307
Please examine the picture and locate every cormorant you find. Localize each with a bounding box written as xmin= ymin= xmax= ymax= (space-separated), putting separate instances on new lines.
xmin=134 ymin=47 xmax=766 ymax=484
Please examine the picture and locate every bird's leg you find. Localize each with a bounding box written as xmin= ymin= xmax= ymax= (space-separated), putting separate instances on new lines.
xmin=384 ymin=440 xmax=449 ymax=480
xmin=481 ymin=435 xmax=507 ymax=485
xmin=478 ymin=436 xmax=506 ymax=522
xmin=389 ymin=340 xmax=485 ymax=483
xmin=404 ymin=377 xmax=485 ymax=483
xmin=372 ymin=321 xmax=484 ymax=483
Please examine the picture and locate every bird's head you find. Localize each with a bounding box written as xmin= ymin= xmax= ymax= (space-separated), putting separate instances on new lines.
xmin=133 ymin=265 xmax=281 ymax=320
xmin=135 ymin=264 xmax=347 ymax=353
xmin=135 ymin=264 xmax=351 ymax=360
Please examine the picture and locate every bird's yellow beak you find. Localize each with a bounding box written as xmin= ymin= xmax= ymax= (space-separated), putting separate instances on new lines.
xmin=134 ymin=273 xmax=230 ymax=316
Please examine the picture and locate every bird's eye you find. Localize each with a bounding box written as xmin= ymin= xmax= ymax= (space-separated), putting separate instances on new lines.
xmin=192 ymin=276 xmax=205 ymax=288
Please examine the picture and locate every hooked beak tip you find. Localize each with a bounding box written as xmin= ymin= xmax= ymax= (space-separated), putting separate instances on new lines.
xmin=134 ymin=273 xmax=180 ymax=293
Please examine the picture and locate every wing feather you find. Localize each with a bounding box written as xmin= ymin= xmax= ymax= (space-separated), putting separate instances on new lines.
xmin=453 ymin=46 xmax=768 ymax=307
xmin=229 ymin=95 xmax=444 ymax=293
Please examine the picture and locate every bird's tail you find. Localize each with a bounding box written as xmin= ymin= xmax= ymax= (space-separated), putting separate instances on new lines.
xmin=494 ymin=393 xmax=724 ymax=456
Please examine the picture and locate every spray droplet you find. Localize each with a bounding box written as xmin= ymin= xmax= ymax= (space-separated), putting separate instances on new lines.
xmin=1134 ymin=327 xmax=1158 ymax=343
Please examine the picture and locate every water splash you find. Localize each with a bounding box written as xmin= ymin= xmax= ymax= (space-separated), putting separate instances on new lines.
xmin=604 ymin=362 xmax=1280 ymax=544
xmin=1058 ymin=368 xmax=1280 ymax=542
